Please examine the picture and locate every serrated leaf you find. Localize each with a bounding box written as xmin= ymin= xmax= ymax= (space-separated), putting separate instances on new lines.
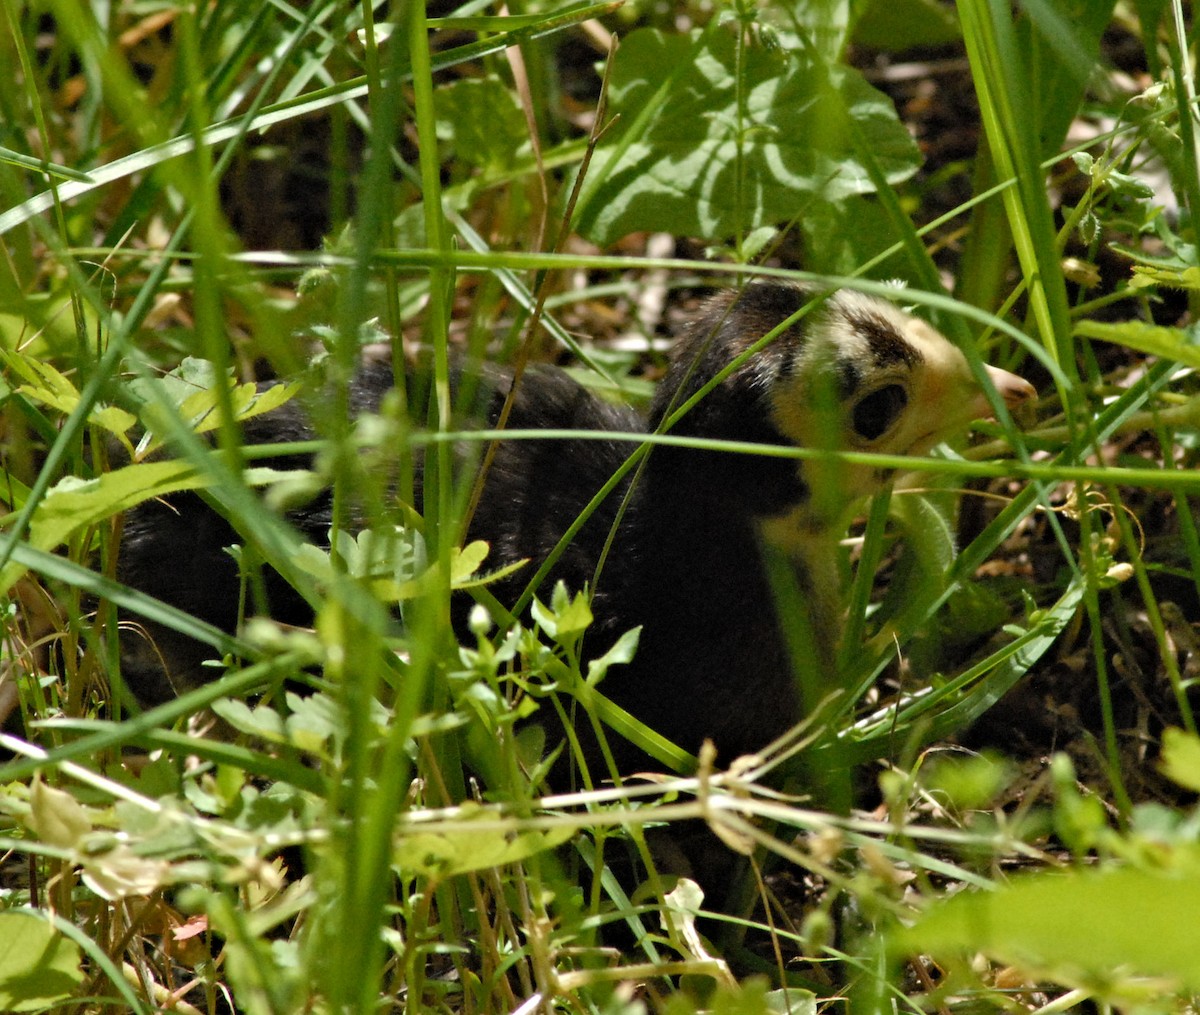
xmin=530 ymin=583 xmax=593 ymax=645
xmin=1075 ymin=317 xmax=1200 ymax=369
xmin=337 ymin=525 xmax=424 ymax=583
xmin=1128 ymin=264 xmax=1200 ymax=291
xmin=395 ymin=540 xmax=524 ymax=600
xmin=295 ymin=529 xmax=515 ymax=604
xmin=0 ymin=349 xmax=137 ymax=438
xmin=263 ymin=690 xmax=344 ymax=757
xmin=138 ymin=376 xmax=302 ymax=455
xmin=212 ymin=698 xmax=288 ymax=743
xmin=183 ymin=379 xmax=302 ymax=435
xmin=575 ymin=26 xmax=920 ymax=245
xmin=1 ymin=350 xmax=79 ymax=406
xmin=0 ymin=459 xmax=204 ymax=597
xmin=0 ymin=912 xmax=83 ymax=1011
xmin=448 ymin=556 xmax=527 ymax=591
xmin=551 ymin=588 xmax=593 ymax=641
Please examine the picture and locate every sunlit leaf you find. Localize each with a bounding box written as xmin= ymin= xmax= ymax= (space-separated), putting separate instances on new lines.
xmin=1075 ymin=318 xmax=1200 ymax=369
xmin=27 ymin=777 xmax=93 ymax=850
xmin=81 ymin=846 xmax=172 ymax=901
xmin=0 ymin=912 xmax=83 ymax=1012
xmin=899 ymin=859 xmax=1200 ymax=995
xmin=1160 ymin=727 xmax=1200 ymax=793
xmin=574 ymin=25 xmax=920 ymax=244
xmin=393 ymin=805 xmax=573 ymax=878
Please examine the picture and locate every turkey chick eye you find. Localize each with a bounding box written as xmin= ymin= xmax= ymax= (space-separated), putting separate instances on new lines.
xmin=852 ymin=384 xmax=908 ymax=441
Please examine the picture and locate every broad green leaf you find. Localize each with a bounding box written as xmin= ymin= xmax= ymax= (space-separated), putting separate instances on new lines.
xmin=853 ymin=0 xmax=961 ymax=50
xmin=798 ymin=195 xmax=912 ymax=277
xmin=1018 ymin=0 xmax=1117 ymax=158
xmin=393 ymin=804 xmax=573 ymax=878
xmin=139 ymin=374 xmax=302 ymax=454
xmin=574 ymin=25 xmax=920 ymax=245
xmin=1075 ymin=318 xmax=1200 ymax=370
xmin=27 ymin=777 xmax=93 ymax=849
xmin=786 ymin=0 xmax=857 ymax=56
xmin=0 ymin=459 xmax=204 ymax=597
xmin=898 ymin=859 xmax=1200 ymax=996
xmin=0 ymin=912 xmax=83 ymax=1012
xmin=434 ymin=77 xmax=530 ymax=173
xmin=1160 ymin=727 xmax=1200 ymax=793
xmin=128 ymin=355 xmax=221 ymax=408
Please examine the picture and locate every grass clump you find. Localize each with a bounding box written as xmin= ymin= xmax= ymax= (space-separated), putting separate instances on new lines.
xmin=2 ymin=1 xmax=1200 ymax=1012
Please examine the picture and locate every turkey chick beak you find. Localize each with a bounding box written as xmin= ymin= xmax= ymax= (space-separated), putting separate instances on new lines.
xmin=969 ymin=364 xmax=1037 ymax=420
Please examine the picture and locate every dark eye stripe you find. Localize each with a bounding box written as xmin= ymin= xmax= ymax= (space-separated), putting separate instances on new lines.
xmin=846 ymin=310 xmax=921 ymax=369
xmin=838 ymin=358 xmax=862 ymax=397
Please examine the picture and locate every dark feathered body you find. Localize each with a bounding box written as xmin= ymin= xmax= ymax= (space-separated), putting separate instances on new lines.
xmin=117 ymin=282 xmax=1035 ymax=777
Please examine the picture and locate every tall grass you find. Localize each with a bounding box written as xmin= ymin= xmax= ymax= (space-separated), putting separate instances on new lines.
xmin=1 ymin=1 xmax=1199 ymax=1012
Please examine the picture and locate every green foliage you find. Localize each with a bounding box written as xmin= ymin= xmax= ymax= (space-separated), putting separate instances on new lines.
xmin=0 ymin=912 xmax=84 ymax=1012
xmin=1075 ymin=317 xmax=1200 ymax=370
xmin=1160 ymin=727 xmax=1200 ymax=793
xmin=899 ymin=857 xmax=1200 ymax=1000
xmin=1 ymin=0 xmax=1200 ymax=1011
xmin=853 ymin=0 xmax=960 ymax=51
xmin=575 ymin=22 xmax=921 ymax=247
xmin=434 ymin=77 xmax=531 ymax=173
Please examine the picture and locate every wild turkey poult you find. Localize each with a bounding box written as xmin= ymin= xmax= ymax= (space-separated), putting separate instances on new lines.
xmin=117 ymin=282 xmax=1037 ymax=779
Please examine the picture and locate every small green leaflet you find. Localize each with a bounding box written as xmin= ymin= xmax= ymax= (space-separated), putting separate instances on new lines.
xmin=0 ymin=460 xmax=204 ymax=597
xmin=1075 ymin=318 xmax=1200 ymax=370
